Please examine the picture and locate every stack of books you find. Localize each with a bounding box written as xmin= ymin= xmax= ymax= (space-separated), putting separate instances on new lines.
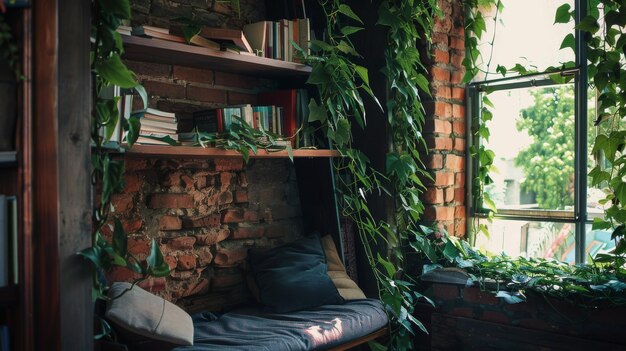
xmin=130 ymin=25 xmax=186 ymax=44
xmin=193 ymin=89 xmax=313 ymax=147
xmin=137 ymin=108 xmax=178 ymax=145
xmin=243 ymin=18 xmax=310 ymax=61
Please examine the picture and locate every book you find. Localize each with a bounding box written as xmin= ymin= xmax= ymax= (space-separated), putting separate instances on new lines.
xmin=198 ymin=27 xmax=253 ymax=54
xmin=143 ymin=113 xmax=177 ymax=123
xmin=188 ymin=34 xmax=221 ymax=51
xmin=194 ymin=109 xmax=220 ymax=133
xmin=259 ymin=89 xmax=298 ymax=144
xmin=243 ymin=21 xmax=268 ymax=57
xmin=0 ymin=195 xmax=7 ymax=287
xmin=140 ymin=118 xmax=177 ymax=131
xmin=132 ymin=25 xmax=186 ymax=43
xmin=135 ymin=136 xmax=176 ymax=145
xmin=116 ymin=25 xmax=132 ymax=36
xmin=146 ymin=107 xmax=176 ymax=118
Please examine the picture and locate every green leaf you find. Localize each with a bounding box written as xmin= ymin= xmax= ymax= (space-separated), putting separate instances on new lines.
xmin=334 ymin=119 xmax=351 ymax=147
xmin=354 ymin=65 xmax=369 ymax=86
xmin=125 ymin=116 xmax=141 ymax=146
xmin=554 ymin=3 xmax=571 ymax=24
xmin=112 ymin=219 xmax=128 ymax=256
xmin=496 ymin=290 xmax=525 ymax=304
xmin=591 ymin=218 xmax=612 ymax=230
xmin=559 ymin=33 xmax=575 ymax=53
xmin=133 ymin=84 xmax=148 ymax=111
xmin=338 ymin=4 xmax=363 ymax=24
xmin=96 ymin=54 xmax=137 ymax=88
xmin=307 ymin=99 xmax=327 ymax=123
xmin=147 ymin=238 xmax=170 ymax=277
xmin=341 ymin=26 xmax=364 ymax=36
xmin=139 ymin=134 xmax=178 ymax=146
xmin=377 ymin=254 xmax=396 ymax=277
xmin=100 ymin=0 xmax=131 ymax=19
xmin=575 ymin=16 xmax=600 ymax=34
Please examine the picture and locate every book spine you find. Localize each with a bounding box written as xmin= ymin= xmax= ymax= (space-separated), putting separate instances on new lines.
xmin=0 ymin=195 xmax=7 ymax=287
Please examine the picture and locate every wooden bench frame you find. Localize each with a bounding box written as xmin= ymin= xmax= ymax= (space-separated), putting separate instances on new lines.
xmin=326 ymin=327 xmax=388 ymax=351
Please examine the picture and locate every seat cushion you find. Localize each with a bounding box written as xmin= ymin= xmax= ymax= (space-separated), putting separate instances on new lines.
xmin=320 ymin=235 xmax=366 ymax=300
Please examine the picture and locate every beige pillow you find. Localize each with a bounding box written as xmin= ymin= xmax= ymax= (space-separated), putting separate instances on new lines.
xmin=105 ymin=282 xmax=194 ymax=346
xmin=320 ymin=235 xmax=366 ymax=300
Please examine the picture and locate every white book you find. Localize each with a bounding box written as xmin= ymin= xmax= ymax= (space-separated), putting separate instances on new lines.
xmin=146 ymin=108 xmax=176 ymax=118
xmin=243 ymin=21 xmax=267 ymax=57
xmin=0 ymin=195 xmax=7 ymax=287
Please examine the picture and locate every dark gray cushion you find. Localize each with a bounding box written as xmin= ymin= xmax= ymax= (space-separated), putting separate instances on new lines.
xmin=248 ymin=235 xmax=344 ymax=313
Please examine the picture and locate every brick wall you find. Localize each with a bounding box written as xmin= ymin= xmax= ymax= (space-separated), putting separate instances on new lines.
xmin=422 ymin=0 xmax=466 ymax=238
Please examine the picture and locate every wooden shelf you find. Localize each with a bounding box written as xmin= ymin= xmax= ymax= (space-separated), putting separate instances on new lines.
xmin=123 ymin=144 xmax=340 ymax=158
xmin=122 ymin=35 xmax=312 ymax=78
xmin=0 ymin=285 xmax=18 ymax=307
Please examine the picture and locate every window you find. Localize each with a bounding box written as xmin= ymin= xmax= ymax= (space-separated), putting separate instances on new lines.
xmin=467 ymin=0 xmax=604 ymax=264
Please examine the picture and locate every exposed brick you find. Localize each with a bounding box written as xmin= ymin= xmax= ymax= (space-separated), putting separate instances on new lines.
xmin=137 ymin=277 xmax=167 ymax=293
xmin=232 ymin=226 xmax=264 ymax=239
xmin=195 ymin=228 xmax=230 ymax=246
xmin=142 ymin=80 xmax=186 ymax=99
xmin=431 ymin=66 xmax=450 ymax=84
xmin=455 ymin=172 xmax=465 ymax=187
xmin=451 ymin=70 xmax=464 ymax=85
xmin=173 ymin=65 xmax=213 ymax=84
xmin=453 ymin=138 xmax=466 ymax=152
xmin=455 ymin=206 xmax=466 ymax=218
xmin=214 ymin=71 xmax=257 ymax=90
xmin=164 ymin=255 xmax=178 ymax=270
xmin=455 ymin=218 xmax=466 ymax=237
xmin=222 ymin=209 xmax=244 ymax=223
xmin=123 ymin=173 xmax=142 ymax=193
xmin=125 ymin=158 xmax=151 ymax=171
xmin=128 ymin=238 xmax=150 ymax=257
xmin=177 ymin=254 xmax=197 ymax=270
xmin=433 ymin=49 xmax=450 ymax=64
xmin=181 ymin=175 xmax=194 ymax=189
xmin=219 ymin=191 xmax=234 ymax=205
xmin=125 ymin=60 xmax=171 ymax=78
xmin=516 ymin=318 xmax=554 ymax=332
xmin=162 ymin=171 xmax=182 ymax=187
xmin=425 ymin=119 xmax=452 ymax=134
xmin=431 ymin=283 xmax=461 ymax=301
xmin=185 ymin=214 xmax=221 ymax=229
xmin=434 ymin=101 xmax=452 ymax=118
xmin=450 ymin=36 xmax=464 ymax=50
xmin=446 ymin=154 xmax=465 ymax=171
xmin=214 ymin=247 xmax=247 ymax=266
xmin=168 ymin=236 xmax=197 ymax=250
xmin=427 ymin=154 xmax=443 ymax=169
xmin=452 ymin=87 xmax=465 ymax=101
xmin=243 ymin=210 xmax=260 ymax=222
xmin=452 ymin=104 xmax=465 ymax=118
xmin=451 ymin=22 xmax=465 ymax=38
xmin=228 ymin=91 xmax=258 ymax=105
xmin=196 ymin=247 xmax=213 ymax=266
xmin=111 ymin=194 xmax=135 ymax=213
xmin=220 ymin=172 xmax=233 ymax=189
xmin=122 ymin=218 xmax=143 ymax=234
xmin=432 ymin=32 xmax=448 ymax=46
xmin=454 ymin=188 xmax=465 ymax=203
xmin=187 ymin=85 xmax=227 ymax=103
xmin=159 ymin=215 xmax=182 ymax=230
xmin=444 ymin=187 xmax=455 ymax=203
xmin=435 ymin=86 xmax=452 ymax=100
xmin=450 ymin=53 xmax=464 ymax=69
xmin=215 ymin=158 xmax=244 ymax=171
xmin=423 ymin=188 xmax=444 ymax=205
xmin=108 ymin=266 xmax=140 ymax=282
xmin=427 ymin=137 xmax=453 ymax=151
xmin=234 ymin=190 xmax=248 ymax=203
xmin=434 ymin=172 xmax=454 ymax=186
xmin=238 ymin=173 xmax=248 ymax=187
xmin=452 ymin=121 xmax=466 ymax=135
xmin=434 ymin=16 xmax=452 ymax=33
xmin=148 ymin=193 xmax=194 ymax=209
xmin=424 ymin=206 xmax=455 ymax=221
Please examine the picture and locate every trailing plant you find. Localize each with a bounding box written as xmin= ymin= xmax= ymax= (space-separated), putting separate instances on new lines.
xmin=81 ymin=0 xmax=170 ymax=339
xmin=0 ymin=11 xmax=20 ymax=78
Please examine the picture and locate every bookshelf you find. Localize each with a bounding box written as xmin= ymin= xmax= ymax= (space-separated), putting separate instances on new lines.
xmin=123 ymin=145 xmax=340 ymax=158
xmin=0 ymin=286 xmax=17 ymax=308
xmin=122 ymin=35 xmax=312 ymax=77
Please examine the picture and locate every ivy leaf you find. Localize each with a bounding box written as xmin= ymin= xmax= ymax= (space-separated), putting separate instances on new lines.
xmin=592 ymin=218 xmax=612 ymax=231
xmin=125 ymin=115 xmax=141 ymax=146
xmin=147 ymin=238 xmax=170 ymax=277
xmin=133 ymin=84 xmax=148 ymax=112
xmin=554 ymin=3 xmax=572 ymax=24
xmin=338 ymin=4 xmax=363 ymax=24
xmin=112 ymin=218 xmax=128 ymax=257
xmin=307 ymin=66 xmax=331 ymax=85
xmin=496 ymin=65 xmax=507 ymax=76
xmin=96 ymin=54 xmax=137 ymax=88
xmin=354 ymin=65 xmax=369 ymax=86
xmin=334 ymin=119 xmax=351 ymax=147
xmin=307 ymin=99 xmax=327 ymax=123
xmin=140 ymin=134 xmax=178 ymax=146
xmin=100 ymin=0 xmax=131 ymax=19
xmin=341 ymin=26 xmax=364 ymax=36
xmin=575 ymin=16 xmax=600 ymax=34
xmin=559 ymin=33 xmax=575 ymax=53
xmin=377 ymin=254 xmax=396 ymax=277
xmin=496 ymin=291 xmax=524 ymax=304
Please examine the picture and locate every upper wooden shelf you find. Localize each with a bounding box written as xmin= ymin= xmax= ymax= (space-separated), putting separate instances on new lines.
xmin=123 ymin=145 xmax=340 ymax=159
xmin=122 ymin=36 xmax=312 ymax=78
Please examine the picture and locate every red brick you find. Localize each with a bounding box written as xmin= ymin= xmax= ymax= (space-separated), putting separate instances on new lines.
xmin=455 ymin=218 xmax=467 ymax=237
xmin=181 ymin=175 xmax=194 ymax=189
xmin=177 ymin=254 xmax=197 ymax=270
xmin=219 ymin=191 xmax=234 ymax=205
xmin=450 ymin=53 xmax=464 ymax=69
xmin=185 ymin=214 xmax=221 ymax=229
xmin=451 ymin=23 xmax=465 ymax=38
xmin=220 ymin=172 xmax=233 ymax=188
xmin=427 ymin=154 xmax=443 ymax=169
xmin=123 ymin=173 xmax=142 ymax=193
xmin=432 ymin=32 xmax=448 ymax=46
xmin=214 ymin=71 xmax=257 ymax=90
xmin=195 ymin=228 xmax=230 ymax=246
xmin=238 ymin=173 xmax=248 ymax=187
xmin=431 ymin=283 xmax=460 ymax=301
xmin=162 ymin=171 xmax=182 ymax=187
xmin=232 ymin=226 xmax=265 ymax=239
xmin=125 ymin=158 xmax=151 ymax=171
xmin=187 ymin=85 xmax=227 ymax=103
xmin=450 ymin=36 xmax=464 ymax=50
xmin=446 ymin=154 xmax=465 ymax=171
xmin=244 ymin=210 xmax=260 ymax=222
xmin=454 ymin=188 xmax=465 ymax=203
xmin=168 ymin=236 xmax=197 ymax=250
xmin=137 ymin=277 xmax=167 ymax=293
xmin=433 ymin=49 xmax=450 ymax=64
xmin=434 ymin=16 xmax=452 ymax=33
xmin=122 ymin=218 xmax=143 ymax=233
xmin=453 ymin=104 xmax=465 ymax=118
xmin=107 ymin=266 xmax=140 ymax=282
xmin=452 ymin=87 xmax=465 ymax=101
xmin=434 ymin=101 xmax=452 ymax=118
xmin=435 ymin=86 xmax=452 ymax=100
xmin=434 ymin=172 xmax=454 ymax=186
xmin=148 ymin=193 xmax=194 ymax=209
xmin=234 ymin=190 xmax=248 ymax=203
xmin=214 ymin=247 xmax=247 ymax=266
xmin=455 ymin=172 xmax=465 ymax=187
xmin=427 ymin=137 xmax=453 ymax=151
xmin=423 ymin=206 xmax=455 ymax=221
xmin=424 ymin=119 xmax=452 ymax=134
xmin=454 ymin=138 xmax=466 ymax=152
xmin=222 ymin=209 xmax=244 ymax=223
xmin=173 ymin=65 xmax=213 ymax=83
xmin=228 ymin=91 xmax=258 ymax=105
xmin=128 ymin=238 xmax=150 ymax=256
xmin=142 ymin=80 xmax=186 ymax=99
xmin=159 ymin=215 xmax=182 ymax=230
xmin=455 ymin=206 xmax=466 ymax=218
xmin=195 ymin=175 xmax=208 ymax=189
xmin=111 ymin=194 xmax=135 ymax=213
xmin=451 ymin=70 xmax=465 ymax=85
xmin=183 ymin=278 xmax=210 ymax=297
xmin=423 ymin=188 xmax=444 ymax=205
xmin=215 ymin=158 xmax=244 ymax=171
xmin=164 ymin=255 xmax=177 ymax=270
xmin=431 ymin=66 xmax=450 ymax=84
xmin=452 ymin=121 xmax=466 ymax=135
xmin=125 ymin=60 xmax=171 ymax=78
xmin=196 ymin=247 xmax=214 ymax=266
xmin=444 ymin=187 xmax=455 ymax=203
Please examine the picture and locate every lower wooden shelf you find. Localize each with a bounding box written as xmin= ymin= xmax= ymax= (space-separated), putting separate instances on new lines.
xmin=123 ymin=145 xmax=340 ymax=158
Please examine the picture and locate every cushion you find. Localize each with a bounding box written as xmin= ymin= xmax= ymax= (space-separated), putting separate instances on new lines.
xmin=105 ymin=282 xmax=194 ymax=347
xmin=320 ymin=235 xmax=366 ymax=300
xmin=248 ymin=234 xmax=344 ymax=313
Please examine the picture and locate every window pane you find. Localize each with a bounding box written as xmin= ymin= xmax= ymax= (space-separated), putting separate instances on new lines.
xmin=475 ymin=0 xmax=574 ymax=80
xmin=585 ymin=224 xmax=616 ymax=261
xmin=482 ymin=84 xmax=575 ymax=212
xmin=475 ymin=219 xmax=575 ymax=263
